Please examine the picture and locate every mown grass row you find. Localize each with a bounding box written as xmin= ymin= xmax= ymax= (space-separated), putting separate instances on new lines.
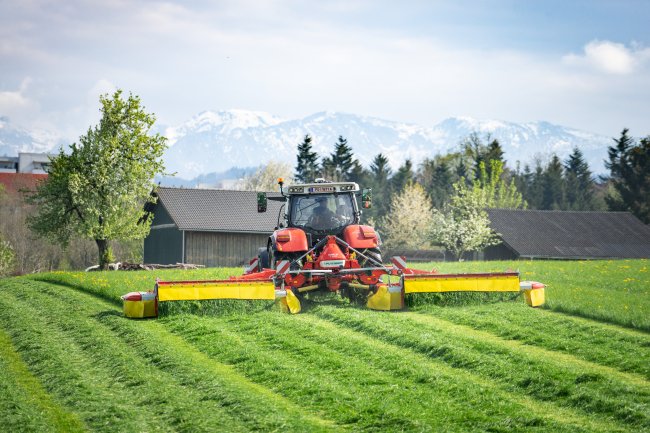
xmin=412 ymin=302 xmax=650 ymax=380
xmin=310 ymin=303 xmax=649 ymax=430
xmin=0 ymin=328 xmax=85 ymax=433
xmin=29 ymin=267 xmax=240 ymax=302
xmin=29 ymin=267 xmax=276 ymax=316
xmin=0 ymin=279 xmax=335 ymax=432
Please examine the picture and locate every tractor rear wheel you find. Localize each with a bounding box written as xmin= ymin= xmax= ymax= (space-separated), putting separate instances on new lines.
xmin=359 ymin=247 xmax=383 ymax=268
xmin=258 ymin=247 xmax=269 ymax=271
xmin=268 ymin=247 xmax=300 ymax=271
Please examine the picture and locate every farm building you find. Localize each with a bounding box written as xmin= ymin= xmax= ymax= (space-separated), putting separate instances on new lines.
xmin=484 ymin=209 xmax=650 ymax=260
xmin=144 ymin=187 xmax=283 ymax=266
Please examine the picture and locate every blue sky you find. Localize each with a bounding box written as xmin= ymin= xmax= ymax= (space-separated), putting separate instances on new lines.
xmin=0 ymin=0 xmax=648 ymax=140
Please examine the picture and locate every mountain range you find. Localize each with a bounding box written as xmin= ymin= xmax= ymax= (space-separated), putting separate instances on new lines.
xmin=1 ymin=110 xmax=614 ymax=184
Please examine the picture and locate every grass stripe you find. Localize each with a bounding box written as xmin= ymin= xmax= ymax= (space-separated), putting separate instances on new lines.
xmin=163 ymin=316 xmax=431 ymax=431
xmin=312 ymin=305 xmax=650 ymax=429
xmin=16 ymin=280 xmax=266 ymax=433
xmin=0 ymin=328 xmax=86 ymax=433
xmin=411 ymin=303 xmax=650 ymax=379
xmin=404 ymin=311 xmax=650 ymax=388
xmin=0 ymin=291 xmax=164 ymax=432
xmin=99 ymin=316 xmax=338 ymax=431
xmin=292 ymin=312 xmax=632 ymax=433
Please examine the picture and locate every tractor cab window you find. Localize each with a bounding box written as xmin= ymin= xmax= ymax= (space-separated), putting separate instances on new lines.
xmin=290 ymin=194 xmax=355 ymax=232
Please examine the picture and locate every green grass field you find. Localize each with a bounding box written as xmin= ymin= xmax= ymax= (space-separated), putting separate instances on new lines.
xmin=0 ymin=259 xmax=648 ymax=432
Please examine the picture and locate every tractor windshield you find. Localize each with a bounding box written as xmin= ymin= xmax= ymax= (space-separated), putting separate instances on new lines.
xmin=290 ymin=194 xmax=355 ymax=232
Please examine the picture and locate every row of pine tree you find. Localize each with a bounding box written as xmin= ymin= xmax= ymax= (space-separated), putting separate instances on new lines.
xmin=294 ymin=129 xmax=650 ymax=224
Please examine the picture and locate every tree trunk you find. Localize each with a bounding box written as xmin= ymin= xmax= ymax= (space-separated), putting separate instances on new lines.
xmin=95 ymin=239 xmax=112 ymax=270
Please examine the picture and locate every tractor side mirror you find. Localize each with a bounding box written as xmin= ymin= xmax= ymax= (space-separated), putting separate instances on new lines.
xmin=257 ymin=192 xmax=267 ymax=213
xmin=361 ymin=188 xmax=372 ymax=209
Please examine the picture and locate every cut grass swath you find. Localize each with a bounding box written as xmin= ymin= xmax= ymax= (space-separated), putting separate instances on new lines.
xmin=313 ymin=305 xmax=650 ymax=430
xmin=31 ymin=268 xmax=277 ymax=316
xmin=412 ymin=302 xmax=650 ymax=380
xmin=0 ymin=328 xmax=85 ymax=433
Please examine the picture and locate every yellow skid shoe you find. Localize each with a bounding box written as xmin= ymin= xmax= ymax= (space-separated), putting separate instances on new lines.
xmin=367 ymin=284 xmax=404 ymax=311
xmin=279 ymin=289 xmax=302 ymax=314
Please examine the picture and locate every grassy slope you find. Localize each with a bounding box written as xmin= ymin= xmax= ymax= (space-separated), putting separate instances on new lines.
xmin=0 ymin=259 xmax=647 ymax=432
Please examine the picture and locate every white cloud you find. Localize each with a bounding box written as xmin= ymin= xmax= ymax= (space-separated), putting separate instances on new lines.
xmin=0 ymin=78 xmax=38 ymax=121
xmin=87 ymin=79 xmax=117 ymax=103
xmin=1 ymin=2 xmax=649 ymax=140
xmin=563 ymin=40 xmax=650 ymax=75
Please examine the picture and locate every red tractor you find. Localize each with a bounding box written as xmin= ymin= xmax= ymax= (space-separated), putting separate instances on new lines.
xmin=123 ymin=178 xmax=546 ymax=318
xmin=254 ymin=178 xmax=387 ymax=301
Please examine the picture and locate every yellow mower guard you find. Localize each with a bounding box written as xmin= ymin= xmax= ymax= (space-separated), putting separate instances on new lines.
xmin=404 ymin=272 xmax=521 ymax=294
xmin=156 ymin=279 xmax=276 ymax=302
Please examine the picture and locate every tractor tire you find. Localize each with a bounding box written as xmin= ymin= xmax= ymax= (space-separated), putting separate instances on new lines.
xmin=258 ymin=248 xmax=269 ymax=271
xmin=270 ymin=249 xmax=300 ymax=270
xmin=360 ymin=247 xmax=383 ymax=268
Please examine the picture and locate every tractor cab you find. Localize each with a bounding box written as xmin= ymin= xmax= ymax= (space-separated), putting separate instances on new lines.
xmin=285 ymin=180 xmax=360 ymax=235
xmin=257 ymin=179 xmax=378 ymax=269
xmin=259 ymin=179 xmax=372 ymax=237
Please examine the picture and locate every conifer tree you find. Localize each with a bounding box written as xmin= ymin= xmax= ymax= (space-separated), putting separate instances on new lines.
xmin=461 ymin=134 xmax=504 ymax=177
xmin=485 ymin=139 xmax=506 ymax=179
xmin=295 ymin=134 xmax=319 ymax=183
xmin=391 ymin=159 xmax=414 ymax=194
xmin=348 ymin=160 xmax=369 ymax=185
xmin=542 ymin=155 xmax=565 ymax=210
xmin=605 ymin=129 xmax=650 ymax=223
xmin=512 ymin=162 xmax=531 ymax=203
xmin=521 ymin=161 xmax=544 ymax=209
xmin=564 ymin=147 xmax=595 ymax=210
xmin=322 ymin=135 xmax=355 ymax=181
xmin=456 ymin=157 xmax=470 ymax=184
xmin=419 ymin=156 xmax=454 ymax=209
xmin=365 ymin=153 xmax=392 ymax=224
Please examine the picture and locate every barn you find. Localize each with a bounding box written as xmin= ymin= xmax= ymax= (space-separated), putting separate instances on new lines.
xmin=484 ymin=209 xmax=650 ymax=260
xmin=144 ymin=187 xmax=283 ymax=266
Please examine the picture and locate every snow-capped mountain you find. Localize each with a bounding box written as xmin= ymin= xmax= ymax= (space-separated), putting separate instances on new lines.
xmin=0 ymin=116 xmax=63 ymax=156
xmin=0 ymin=110 xmax=613 ymax=180
xmin=431 ymin=117 xmax=610 ymax=173
xmin=163 ymin=110 xmax=612 ymax=179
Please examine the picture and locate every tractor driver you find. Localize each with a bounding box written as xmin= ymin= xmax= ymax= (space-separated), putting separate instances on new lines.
xmin=309 ymin=196 xmax=338 ymax=229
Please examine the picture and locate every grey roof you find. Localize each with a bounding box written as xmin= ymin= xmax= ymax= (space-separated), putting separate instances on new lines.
xmin=487 ymin=209 xmax=650 ymax=259
xmin=156 ymin=187 xmax=283 ymax=233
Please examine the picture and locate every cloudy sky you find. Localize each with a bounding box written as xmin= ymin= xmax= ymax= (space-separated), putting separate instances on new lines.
xmin=1 ymin=0 xmax=649 ymax=140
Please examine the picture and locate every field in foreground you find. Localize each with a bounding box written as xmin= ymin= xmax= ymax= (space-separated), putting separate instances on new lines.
xmin=0 ymin=259 xmax=648 ymax=432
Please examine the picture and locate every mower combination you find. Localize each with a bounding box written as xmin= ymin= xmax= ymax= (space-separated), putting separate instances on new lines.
xmin=122 ymin=179 xmax=545 ymax=318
